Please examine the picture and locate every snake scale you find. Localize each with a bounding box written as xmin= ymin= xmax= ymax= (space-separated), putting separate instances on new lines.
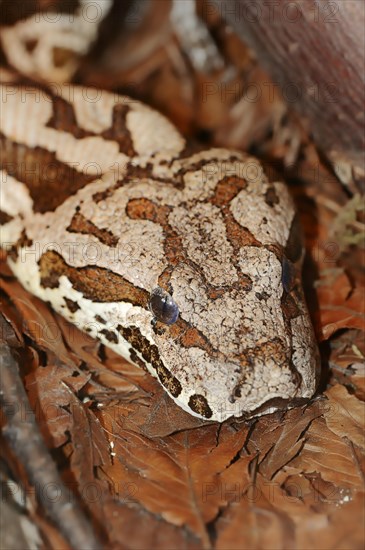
xmin=0 ymin=1 xmax=319 ymax=422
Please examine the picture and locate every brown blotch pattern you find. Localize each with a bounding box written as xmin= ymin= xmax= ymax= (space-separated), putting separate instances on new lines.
xmin=126 ymin=198 xmax=170 ymax=225
xmin=214 ymin=207 xmax=257 ymax=292
xmin=160 ymin=316 xmax=215 ymax=358
xmin=91 ymin=163 xmax=161 ymax=204
xmin=100 ymin=329 xmax=118 ymax=344
xmin=118 ymin=325 xmax=151 ymax=360
xmin=117 ymin=325 xmax=165 ymax=372
xmin=127 ymin=198 xmax=185 ymax=267
xmin=223 ymin=210 xmax=261 ymax=250
xmin=124 ymin=162 xmax=154 ymax=183
xmin=39 ymin=250 xmax=149 ymax=305
xmin=92 ymin=189 xmax=112 ymax=203
xmin=129 ymin=348 xmax=147 ymax=371
xmin=188 ymin=394 xmax=213 ymax=419
xmin=236 ymin=274 xmax=253 ymax=292
xmin=124 ymin=162 xmax=185 ymax=189
xmin=156 ymin=267 xmax=174 ymax=295
xmin=95 ymin=314 xmax=107 ymax=324
xmin=46 ymin=95 xmax=92 ymax=139
xmin=67 ymin=211 xmax=119 ymax=247
xmin=52 ymin=47 xmax=75 ymax=69
xmin=238 ymin=337 xmax=288 ymax=373
xmin=64 ymin=297 xmax=80 ymax=313
xmin=118 ymin=324 xmax=182 ymax=397
xmin=125 ymin=193 xmax=254 ymax=357
xmin=24 ymin=39 xmax=37 ymax=53
xmin=211 ymin=175 xmax=248 ymax=207
xmin=8 ymin=229 xmax=33 ymax=261
xmin=207 ymin=287 xmax=226 ymax=300
xmin=154 ymin=363 xmax=182 ymax=398
xmin=0 ymin=134 xmax=95 ymax=213
xmin=258 ymin=338 xmax=288 ymax=366
xmin=180 ymin=326 xmax=212 ymax=351
xmin=0 ymin=210 xmax=14 ymax=224
xmin=101 ymin=104 xmax=136 ymax=157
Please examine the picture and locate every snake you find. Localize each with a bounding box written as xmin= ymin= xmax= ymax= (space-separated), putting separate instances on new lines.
xmin=0 ymin=3 xmax=319 ymax=422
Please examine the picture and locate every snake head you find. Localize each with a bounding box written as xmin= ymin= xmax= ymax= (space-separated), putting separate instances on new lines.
xmin=122 ymin=158 xmax=319 ymax=421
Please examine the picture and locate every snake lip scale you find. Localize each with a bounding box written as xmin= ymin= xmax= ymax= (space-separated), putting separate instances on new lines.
xmin=0 ymin=82 xmax=320 ymax=422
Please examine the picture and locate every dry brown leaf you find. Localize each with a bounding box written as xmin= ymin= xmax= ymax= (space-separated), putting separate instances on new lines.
xmin=65 ymin=390 xmax=112 ymax=522
xmin=329 ymin=329 xmax=365 ymax=371
xmin=0 ymin=303 xmax=24 ymax=347
xmin=215 ymin=471 xmax=364 ymax=550
xmin=217 ymin=453 xmax=253 ymax=506
xmin=55 ymin=314 xmax=106 ymax=373
xmin=25 ymin=364 xmax=90 ymax=447
xmin=0 ymin=278 xmax=78 ymax=366
xmin=290 ymin=417 xmax=364 ymax=490
xmin=215 ymin=472 xmax=300 ymax=550
xmin=294 ymin=490 xmax=365 ymax=550
xmin=247 ymin=404 xmax=325 ymax=479
xmin=279 ymin=470 xmax=341 ymax=510
xmin=75 ymin=342 xmax=214 ymax=438
xmin=118 ymin=388 xmax=211 ymax=438
xmin=101 ymin=499 xmax=201 ymax=550
xmin=324 ymin=384 xmax=365 ymax=449
xmin=96 ymin=422 xmax=248 ymax=545
xmin=315 ymin=269 xmax=365 ymax=341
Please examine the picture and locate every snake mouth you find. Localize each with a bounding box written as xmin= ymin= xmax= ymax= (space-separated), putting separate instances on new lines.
xmin=165 ymin=338 xmax=304 ymax=422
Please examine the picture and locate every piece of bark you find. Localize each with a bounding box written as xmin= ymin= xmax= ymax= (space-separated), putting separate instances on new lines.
xmin=211 ymin=0 xmax=365 ymax=190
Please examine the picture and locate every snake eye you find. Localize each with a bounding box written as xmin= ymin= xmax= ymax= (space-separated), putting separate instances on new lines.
xmin=149 ymin=287 xmax=179 ymax=325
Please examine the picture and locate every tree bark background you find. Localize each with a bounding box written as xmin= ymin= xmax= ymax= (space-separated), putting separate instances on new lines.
xmin=211 ymin=0 xmax=365 ymax=189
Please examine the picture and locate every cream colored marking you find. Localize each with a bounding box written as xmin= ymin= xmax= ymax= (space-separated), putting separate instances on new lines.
xmin=0 ymin=87 xmax=130 ymax=175
xmin=230 ymin=181 xmax=295 ymax=246
xmin=127 ymin=108 xmax=185 ymax=158
xmin=0 ymin=1 xmax=113 ymax=82
xmin=0 ymin=172 xmax=34 ymax=218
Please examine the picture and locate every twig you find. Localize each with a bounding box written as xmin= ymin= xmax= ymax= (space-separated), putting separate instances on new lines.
xmin=0 ymin=341 xmax=102 ymax=550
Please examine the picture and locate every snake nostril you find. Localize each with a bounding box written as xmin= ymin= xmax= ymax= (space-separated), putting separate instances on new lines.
xmin=281 ymin=256 xmax=296 ymax=293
